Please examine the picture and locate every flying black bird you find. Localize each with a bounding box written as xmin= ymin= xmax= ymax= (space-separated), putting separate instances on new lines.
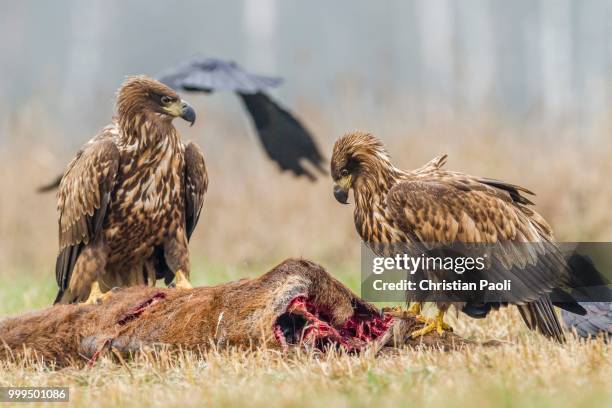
xmin=158 ymin=57 xmax=326 ymax=181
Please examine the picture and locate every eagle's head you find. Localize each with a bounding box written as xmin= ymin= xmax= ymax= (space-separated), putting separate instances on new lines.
xmin=331 ymin=131 xmax=391 ymax=204
xmin=116 ymin=75 xmax=196 ymax=127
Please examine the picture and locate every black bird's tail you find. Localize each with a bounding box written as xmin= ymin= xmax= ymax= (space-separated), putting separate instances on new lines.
xmin=517 ymin=297 xmax=565 ymax=342
xmin=37 ymin=174 xmax=63 ymax=193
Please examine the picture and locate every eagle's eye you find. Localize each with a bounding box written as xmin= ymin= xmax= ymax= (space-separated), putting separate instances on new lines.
xmin=161 ymin=95 xmax=174 ymax=105
xmin=340 ymin=168 xmax=349 ymax=177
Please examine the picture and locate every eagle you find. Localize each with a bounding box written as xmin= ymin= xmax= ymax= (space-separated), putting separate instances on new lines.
xmin=331 ymin=131 xmax=584 ymax=341
xmin=54 ymin=76 xmax=208 ymax=304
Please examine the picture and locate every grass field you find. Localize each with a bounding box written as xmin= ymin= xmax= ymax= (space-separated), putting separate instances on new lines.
xmin=1 ymin=108 xmax=611 ymax=407
xmin=1 ymin=271 xmax=610 ymax=408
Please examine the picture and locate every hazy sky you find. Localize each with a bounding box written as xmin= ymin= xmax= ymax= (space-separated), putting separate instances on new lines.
xmin=1 ymin=0 xmax=612 ymax=139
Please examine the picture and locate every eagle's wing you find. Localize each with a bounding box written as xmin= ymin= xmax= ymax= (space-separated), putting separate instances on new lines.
xmin=37 ymin=131 xmax=116 ymax=193
xmin=386 ymin=175 xmax=570 ymax=340
xmin=152 ymin=141 xmax=207 ymax=286
xmin=183 ymin=141 xmax=208 ymax=240
xmin=413 ymin=154 xmax=448 ymax=173
xmin=55 ymin=139 xmax=120 ymax=301
xmin=387 ymin=176 xmax=553 ymax=241
xmin=239 ymin=92 xmax=326 ymax=181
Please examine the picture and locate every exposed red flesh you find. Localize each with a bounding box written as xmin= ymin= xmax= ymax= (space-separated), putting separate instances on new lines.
xmin=86 ymin=338 xmax=112 ymax=368
xmin=87 ymin=292 xmax=167 ymax=366
xmin=274 ymin=295 xmax=394 ymax=351
xmin=116 ymin=292 xmax=167 ymax=326
xmin=273 ymin=324 xmax=289 ymax=350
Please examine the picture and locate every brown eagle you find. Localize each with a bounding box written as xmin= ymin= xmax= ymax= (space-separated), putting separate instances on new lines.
xmin=54 ymin=76 xmax=208 ymax=304
xmin=331 ymin=131 xmax=582 ymax=341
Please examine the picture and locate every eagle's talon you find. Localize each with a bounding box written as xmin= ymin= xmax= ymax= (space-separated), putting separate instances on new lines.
xmin=382 ymin=305 xmax=405 ymax=317
xmin=410 ymin=311 xmax=452 ymax=338
xmin=173 ymin=270 xmax=192 ymax=289
xmin=383 ymin=302 xmax=424 ymax=319
xmin=84 ymin=281 xmax=113 ymax=305
xmin=84 ymin=297 xmax=98 ymax=306
xmin=415 ymin=314 xmax=429 ymax=324
xmin=407 ymin=302 xmax=422 ymax=316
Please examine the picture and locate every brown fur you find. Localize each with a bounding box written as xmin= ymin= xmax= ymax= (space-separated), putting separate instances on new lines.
xmin=0 ymin=259 xmax=475 ymax=367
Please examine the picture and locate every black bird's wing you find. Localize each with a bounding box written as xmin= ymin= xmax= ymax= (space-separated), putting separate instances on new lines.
xmin=158 ymin=57 xmax=282 ymax=94
xmin=158 ymin=56 xmax=325 ymax=181
xmin=561 ymin=254 xmax=612 ymax=338
xmin=239 ymin=92 xmax=326 ymax=180
xmin=562 ymin=303 xmax=612 ymax=338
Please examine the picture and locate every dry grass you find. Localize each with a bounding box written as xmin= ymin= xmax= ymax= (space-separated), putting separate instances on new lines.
xmin=0 ymin=310 xmax=610 ymax=408
xmin=0 ymin=101 xmax=611 ymax=406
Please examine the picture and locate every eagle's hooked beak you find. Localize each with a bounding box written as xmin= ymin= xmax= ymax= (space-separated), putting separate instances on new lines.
xmin=333 ymin=181 xmax=350 ymax=204
xmin=179 ymin=100 xmax=196 ymax=126
xmin=164 ymin=99 xmax=196 ymax=126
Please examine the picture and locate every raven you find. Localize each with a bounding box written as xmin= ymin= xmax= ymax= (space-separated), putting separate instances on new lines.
xmin=159 ymin=57 xmax=326 ymax=180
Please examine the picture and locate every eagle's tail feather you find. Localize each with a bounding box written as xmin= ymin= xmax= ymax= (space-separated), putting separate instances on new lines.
xmin=517 ymin=297 xmax=565 ymax=342
xmin=53 ymin=290 xmax=65 ymax=304
xmin=54 ymin=286 xmax=74 ymax=304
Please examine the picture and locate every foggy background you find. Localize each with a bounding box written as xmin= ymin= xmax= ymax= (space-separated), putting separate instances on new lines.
xmin=2 ymin=0 xmax=612 ymax=143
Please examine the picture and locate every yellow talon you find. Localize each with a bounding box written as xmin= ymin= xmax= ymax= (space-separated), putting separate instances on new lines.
xmin=382 ymin=305 xmax=402 ymax=316
xmin=383 ymin=302 xmax=424 ymax=319
xmin=174 ymin=270 xmax=192 ymax=289
xmin=410 ymin=310 xmax=453 ymax=338
xmin=407 ymin=302 xmax=422 ymax=316
xmin=382 ymin=305 xmax=410 ymax=318
xmin=84 ymin=281 xmax=113 ymax=305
